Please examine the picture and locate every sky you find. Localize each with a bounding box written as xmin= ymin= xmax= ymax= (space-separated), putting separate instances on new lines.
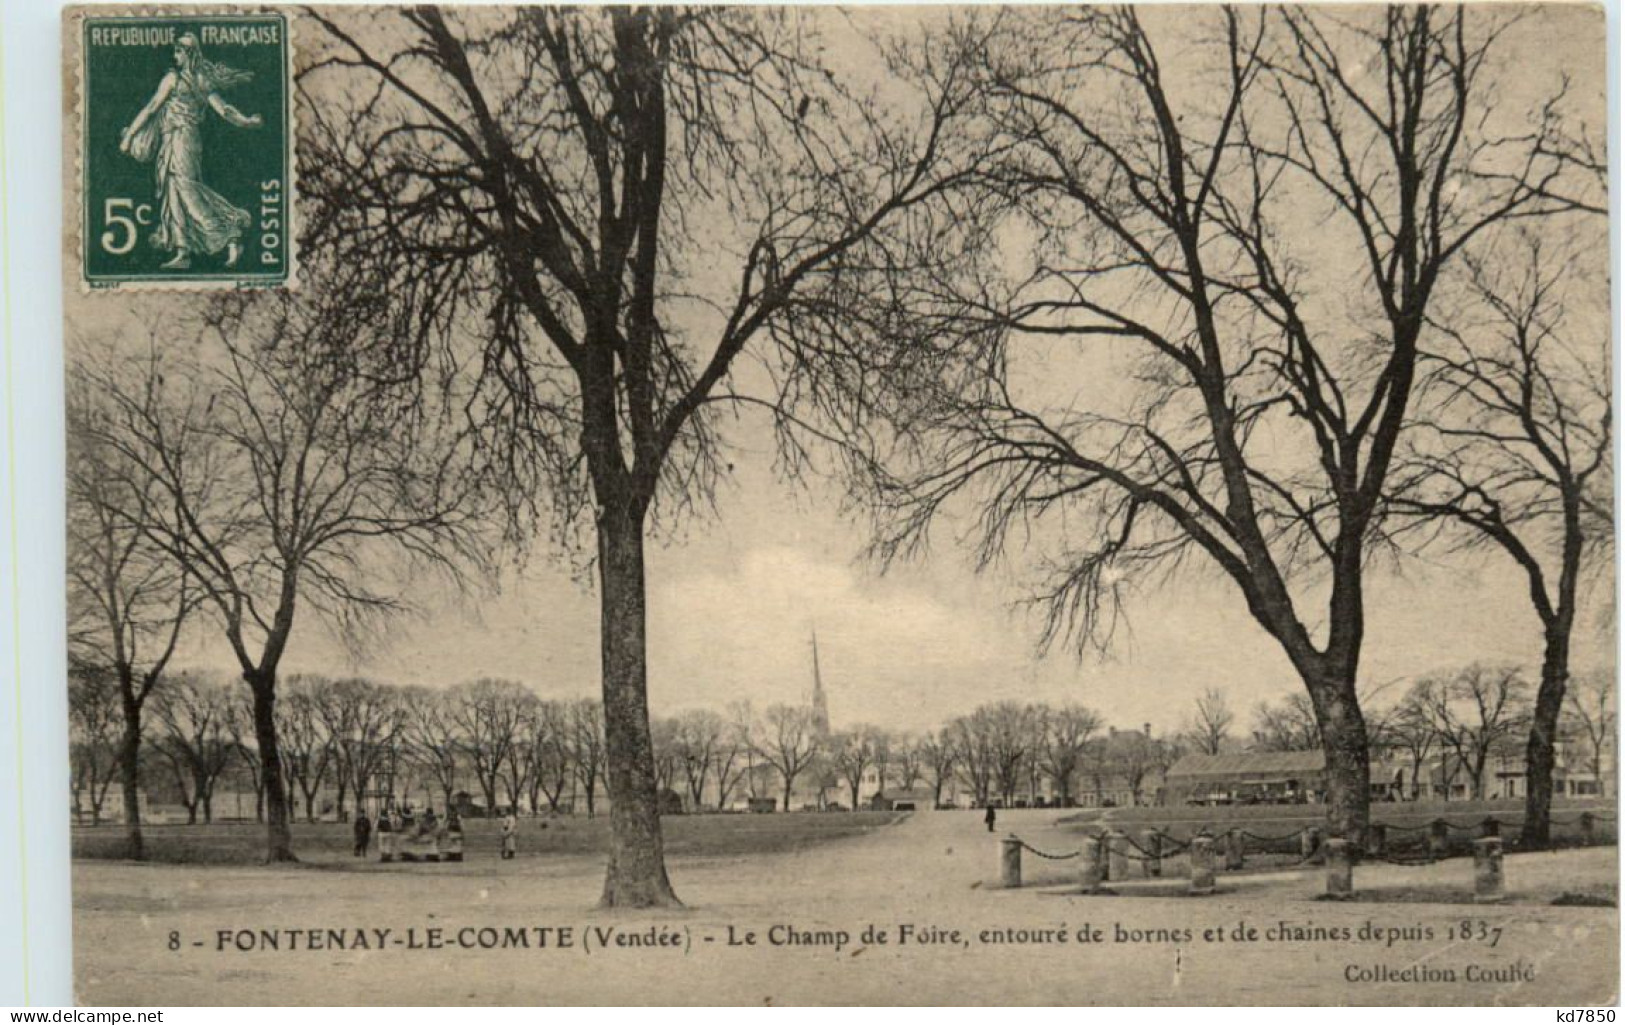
xmin=81 ymin=4 xmax=1614 ymax=740
xmin=172 ymin=442 xmax=1613 ymax=738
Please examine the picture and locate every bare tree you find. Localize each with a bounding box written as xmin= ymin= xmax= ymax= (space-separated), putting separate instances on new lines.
xmin=892 ymin=733 xmax=925 ymax=792
xmin=569 ymin=700 xmax=607 ymax=818
xmin=946 ymin=714 xmax=995 ymax=806
xmin=449 ymin=679 xmax=532 ymax=815
xmin=75 ymin=270 xmax=481 ymax=860
xmin=1391 ymin=225 xmax=1610 ymax=846
xmin=500 ymin=692 xmax=542 ymax=814
xmin=67 ymin=664 xmax=122 ymax=826
xmin=67 ymin=378 xmax=196 ymax=856
xmin=149 ymin=672 xmax=235 ymax=824
xmin=713 ymin=705 xmax=755 ymax=811
xmin=871 ymin=729 xmax=896 ymax=798
xmin=398 ymin=686 xmax=460 ymax=815
xmin=754 ymin=704 xmax=823 ymax=814
xmin=1250 ymin=694 xmax=1323 ymax=752
xmin=860 ymin=6 xmax=1586 ymax=839
xmin=1185 ymin=688 xmax=1235 ymax=756
xmin=276 ymin=676 xmax=336 ymax=822
xmin=982 ymin=702 xmax=1041 ymax=806
xmin=223 ymin=688 xmax=266 ymax=822
xmin=1099 ymin=728 xmax=1162 ymax=808
xmin=1409 ymin=665 xmax=1532 ymax=800
xmin=1040 ymin=705 xmax=1103 ymax=807
xmin=319 ymin=678 xmax=404 ymax=817
xmin=1563 ymin=670 xmax=1614 ymax=799
xmin=1382 ymin=692 xmax=1438 ymax=801
xmin=831 ymin=727 xmax=881 ymax=810
xmin=919 ymin=730 xmax=959 ymax=808
xmin=651 ymin=717 xmax=682 ymax=799
xmin=671 ymin=709 xmax=727 ymax=811
xmin=526 ymin=700 xmax=574 ymax=816
xmin=301 ymin=5 xmax=981 ymax=906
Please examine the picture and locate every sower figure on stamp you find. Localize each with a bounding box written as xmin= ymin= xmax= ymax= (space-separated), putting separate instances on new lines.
xmin=352 ymin=811 xmax=371 ymax=857
xmin=118 ymin=33 xmax=262 ymax=269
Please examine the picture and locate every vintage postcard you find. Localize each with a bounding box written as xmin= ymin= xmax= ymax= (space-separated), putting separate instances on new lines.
xmin=62 ymin=3 xmax=1617 ymax=1006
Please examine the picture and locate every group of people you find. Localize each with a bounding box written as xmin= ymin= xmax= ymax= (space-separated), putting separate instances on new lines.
xmin=351 ymin=807 xmax=520 ymax=863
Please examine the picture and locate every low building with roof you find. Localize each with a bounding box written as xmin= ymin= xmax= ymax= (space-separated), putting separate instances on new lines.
xmin=1164 ymin=750 xmax=1328 ymax=805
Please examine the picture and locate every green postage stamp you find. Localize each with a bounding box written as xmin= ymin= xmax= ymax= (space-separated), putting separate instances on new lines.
xmin=75 ymin=10 xmax=292 ymax=289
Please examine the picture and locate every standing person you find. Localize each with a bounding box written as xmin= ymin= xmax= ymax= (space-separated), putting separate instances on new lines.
xmin=984 ymin=804 xmax=997 ymax=833
xmin=500 ymin=811 xmax=518 ymax=861
xmin=444 ymin=811 xmax=464 ymax=863
xmin=421 ymin=807 xmax=441 ymax=862
xmin=376 ymin=810 xmax=394 ymax=863
xmin=353 ymin=810 xmax=372 ymax=857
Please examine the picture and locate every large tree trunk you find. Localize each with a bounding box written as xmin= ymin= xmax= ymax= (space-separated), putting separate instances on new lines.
xmin=246 ymin=674 xmax=296 ymax=862
xmin=117 ymin=708 xmax=145 ymax=860
xmin=1521 ymin=623 xmax=1571 ymax=849
xmin=596 ymin=500 xmax=678 ymax=907
xmin=1307 ymin=670 xmax=1371 ymax=843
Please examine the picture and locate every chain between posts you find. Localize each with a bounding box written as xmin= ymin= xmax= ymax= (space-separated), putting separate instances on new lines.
xmin=1016 ymin=840 xmax=1081 ymax=861
xmin=1013 ymin=810 xmax=1612 ymax=869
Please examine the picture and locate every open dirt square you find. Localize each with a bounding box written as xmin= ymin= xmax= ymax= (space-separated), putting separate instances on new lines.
xmin=73 ymin=810 xmax=1618 ymax=1006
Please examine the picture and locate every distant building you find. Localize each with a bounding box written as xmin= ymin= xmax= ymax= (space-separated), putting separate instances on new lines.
xmin=1165 ymin=741 xmax=1614 ymax=805
xmin=869 ymin=787 xmax=935 ymax=812
xmin=1164 ymin=750 xmax=1330 ymax=805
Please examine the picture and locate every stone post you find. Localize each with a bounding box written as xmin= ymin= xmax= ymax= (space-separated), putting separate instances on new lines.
xmin=1141 ymin=830 xmax=1163 ymax=878
xmin=1473 ymin=837 xmax=1505 ymax=903
xmin=1580 ymin=812 xmax=1596 ymax=845
xmin=1323 ymin=838 xmax=1354 ymax=900
xmin=1301 ymin=826 xmax=1323 ymax=864
xmin=1105 ymin=829 xmax=1130 ymax=882
xmin=1001 ymin=834 xmax=1022 ymax=889
xmin=1224 ymin=829 xmax=1245 ymax=870
xmin=1078 ymin=837 xmax=1105 ymax=894
xmin=1365 ymin=823 xmax=1387 ymax=859
xmin=1428 ymin=819 xmax=1449 ymax=858
xmin=1188 ymin=835 xmax=1216 ymax=895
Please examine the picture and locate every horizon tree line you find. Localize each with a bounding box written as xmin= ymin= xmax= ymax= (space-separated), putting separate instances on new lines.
xmin=85 ymin=663 xmax=1616 ymax=825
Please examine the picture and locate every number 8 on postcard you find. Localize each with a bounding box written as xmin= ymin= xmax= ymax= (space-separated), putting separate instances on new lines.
xmin=76 ymin=11 xmax=291 ymax=289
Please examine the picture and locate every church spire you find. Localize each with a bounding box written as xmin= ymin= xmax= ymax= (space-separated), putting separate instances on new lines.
xmin=810 ymin=629 xmax=830 ymax=736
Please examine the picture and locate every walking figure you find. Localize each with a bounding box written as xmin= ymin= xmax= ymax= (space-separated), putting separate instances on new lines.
xmin=352 ymin=811 xmax=372 ymax=857
xmin=985 ymin=805 xmax=997 ymax=833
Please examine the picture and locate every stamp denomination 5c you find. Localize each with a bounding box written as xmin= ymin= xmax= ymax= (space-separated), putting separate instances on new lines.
xmin=74 ymin=10 xmax=291 ymax=289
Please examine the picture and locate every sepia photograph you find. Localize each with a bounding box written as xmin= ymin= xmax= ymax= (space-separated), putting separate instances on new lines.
xmin=57 ymin=2 xmax=1616 ymax=1006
